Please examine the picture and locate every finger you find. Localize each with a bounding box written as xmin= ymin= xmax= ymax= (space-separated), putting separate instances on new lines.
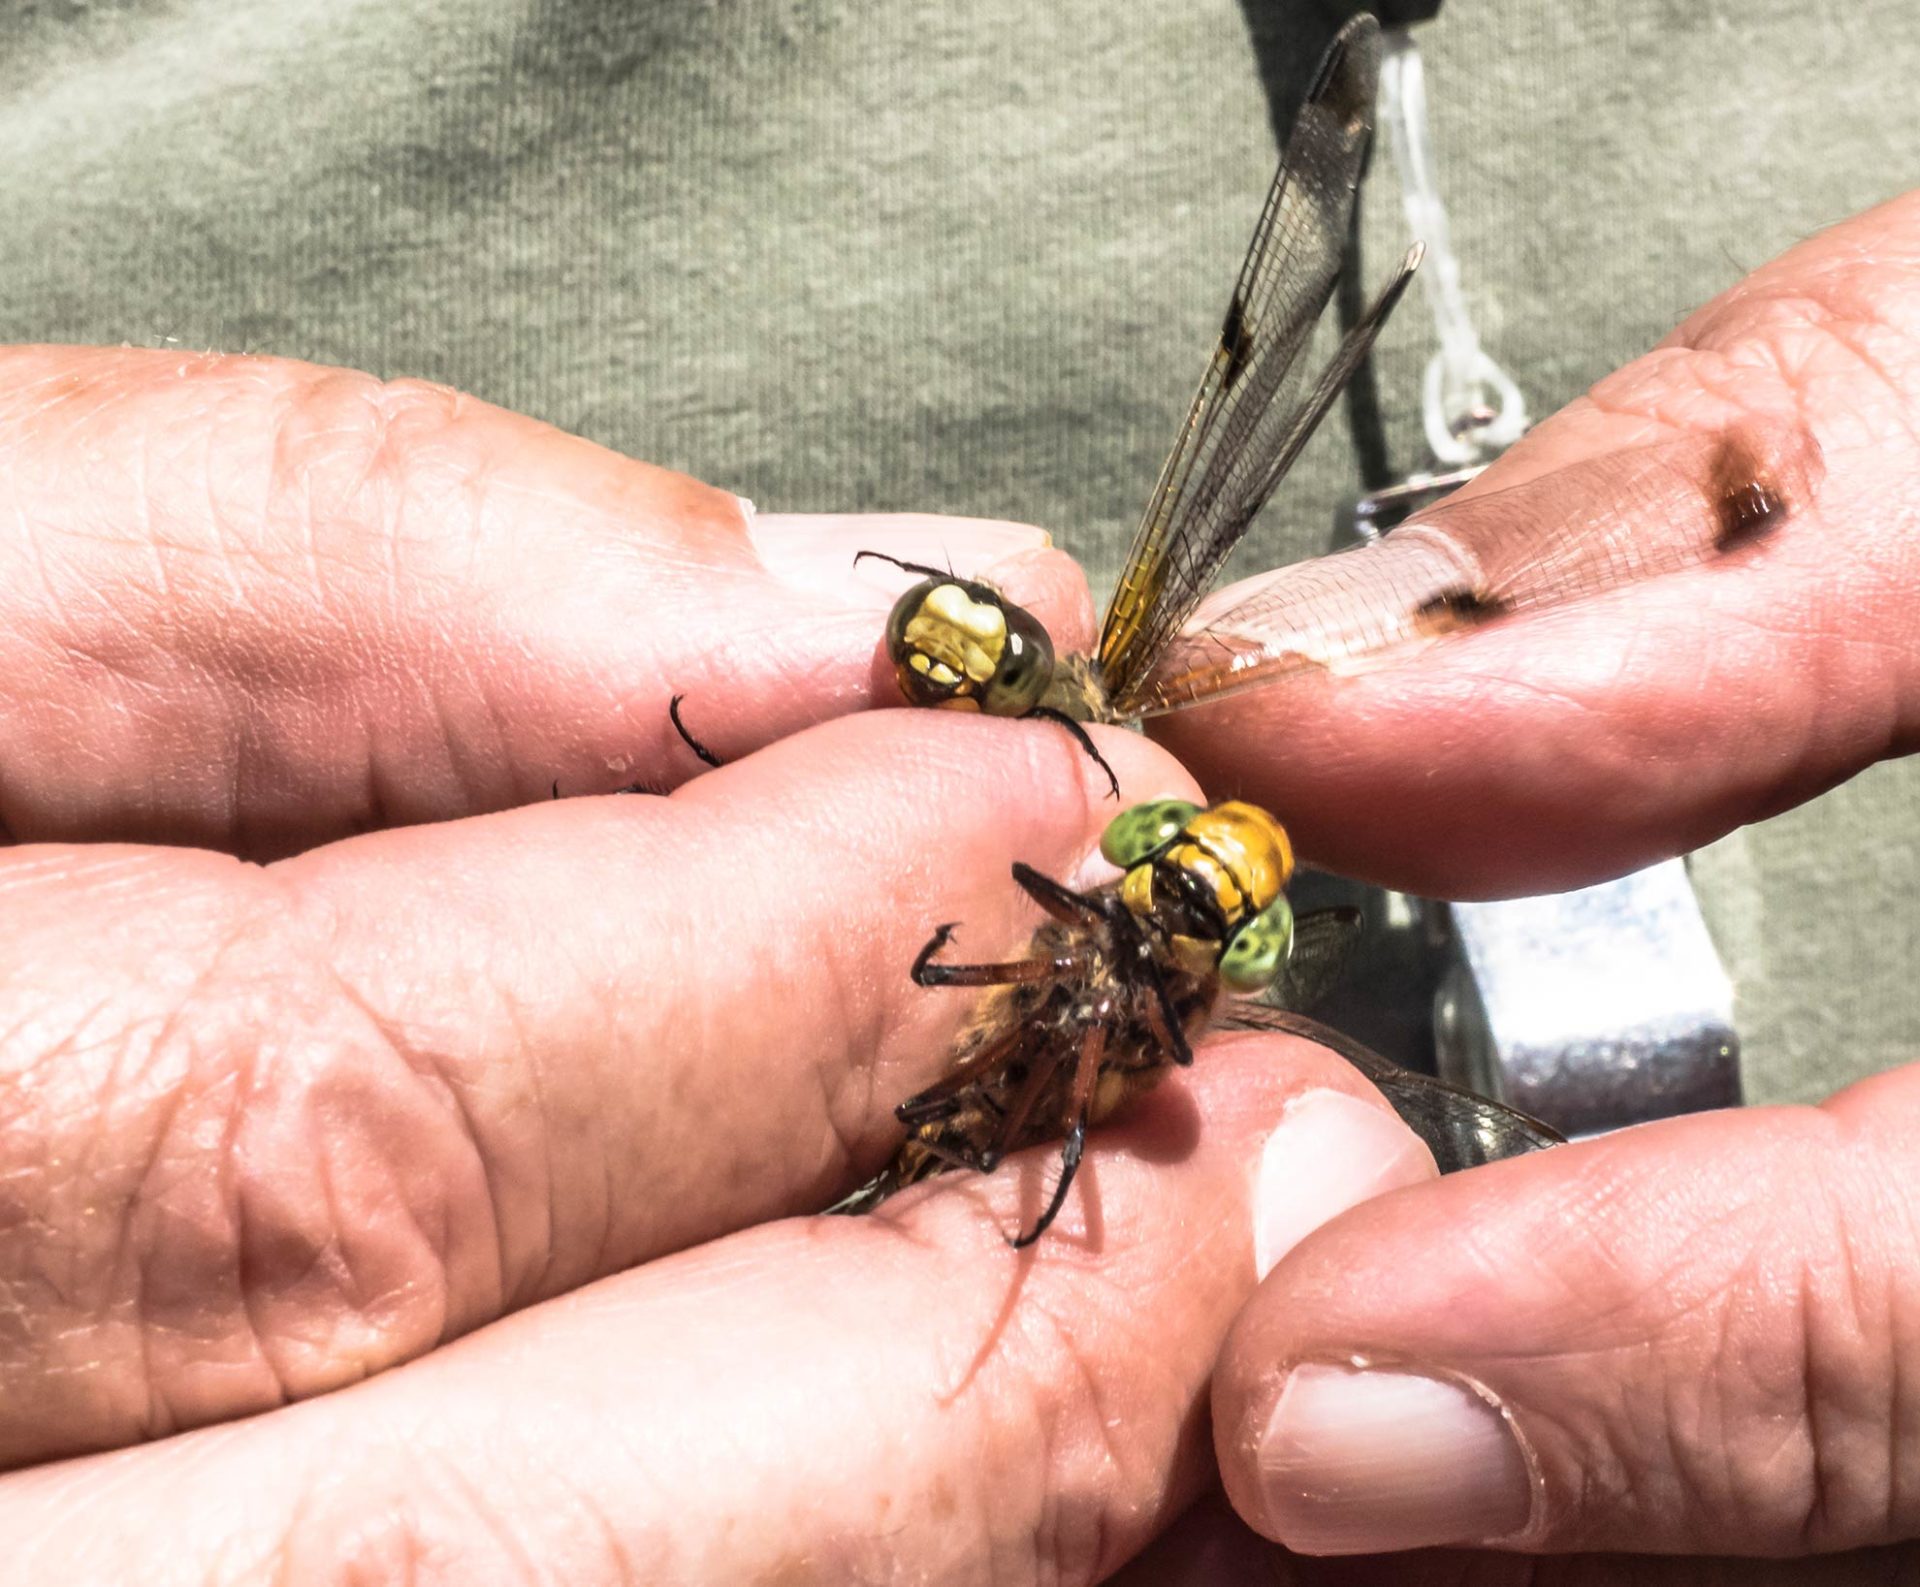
xmin=1103 ymin=1489 xmax=1292 ymax=1584
xmin=0 ymin=345 xmax=1092 ymax=855
xmin=1214 ymin=1057 xmax=1920 ymax=1558
xmin=1155 ymin=189 xmax=1920 ymax=897
xmin=0 ymin=711 xmax=1158 ymax=1467
xmin=1115 ymin=1524 xmax=1920 ymax=1587
xmin=0 ymin=1029 xmax=1437 ymax=1584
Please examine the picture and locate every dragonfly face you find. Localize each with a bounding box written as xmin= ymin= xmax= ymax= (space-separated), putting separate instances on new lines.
xmin=1106 ymin=798 xmax=1297 ymax=994
xmin=844 ymin=797 xmax=1301 ymax=1245
xmin=882 ymin=571 xmax=1055 ymax=715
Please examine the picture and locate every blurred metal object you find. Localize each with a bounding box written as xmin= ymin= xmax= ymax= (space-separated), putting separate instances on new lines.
xmin=1324 ymin=490 xmax=1747 ymax=1138
xmin=1435 ymin=863 xmax=1742 ymax=1137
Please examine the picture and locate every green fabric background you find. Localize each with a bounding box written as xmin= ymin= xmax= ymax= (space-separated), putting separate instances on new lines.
xmin=1 ymin=0 xmax=1914 ymax=1102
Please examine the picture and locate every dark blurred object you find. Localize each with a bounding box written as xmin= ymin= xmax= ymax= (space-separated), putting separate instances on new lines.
xmin=1285 ymin=869 xmax=1448 ymax=1073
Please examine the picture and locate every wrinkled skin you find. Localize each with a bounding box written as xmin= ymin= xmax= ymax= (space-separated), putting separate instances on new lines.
xmin=0 ymin=193 xmax=1917 ymax=1584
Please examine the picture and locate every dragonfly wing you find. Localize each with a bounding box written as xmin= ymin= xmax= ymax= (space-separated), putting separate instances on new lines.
xmin=1132 ymin=417 xmax=1826 ymax=716
xmin=1222 ymin=1002 xmax=1563 ymax=1172
xmin=1095 ymin=13 xmax=1391 ymax=708
xmin=1273 ymin=905 xmax=1364 ymax=1013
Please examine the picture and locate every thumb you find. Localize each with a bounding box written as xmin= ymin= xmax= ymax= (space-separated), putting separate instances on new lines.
xmin=1157 ymin=188 xmax=1920 ymax=898
xmin=1213 ymin=1058 xmax=1920 ymax=1558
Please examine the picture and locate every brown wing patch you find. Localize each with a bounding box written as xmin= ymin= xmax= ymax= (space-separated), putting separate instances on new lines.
xmin=1127 ymin=417 xmax=1826 ymax=717
xmin=1219 ymin=294 xmax=1255 ymax=390
xmin=1411 ymin=588 xmax=1514 ymax=630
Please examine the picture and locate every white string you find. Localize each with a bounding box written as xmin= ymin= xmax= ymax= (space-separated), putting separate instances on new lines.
xmin=1379 ymin=28 xmax=1529 ymax=466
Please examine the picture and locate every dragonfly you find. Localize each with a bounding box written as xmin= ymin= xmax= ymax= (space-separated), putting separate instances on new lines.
xmin=865 ymin=12 xmax=1824 ymax=774
xmin=838 ymin=14 xmax=1824 ymax=1241
xmin=841 ymin=796 xmax=1562 ymax=1247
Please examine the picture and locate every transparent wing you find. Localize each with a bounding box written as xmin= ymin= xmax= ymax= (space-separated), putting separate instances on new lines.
xmin=1131 ymin=417 xmax=1826 ymax=717
xmin=1222 ymin=1002 xmax=1563 ymax=1172
xmin=1096 ymin=14 xmax=1409 ymax=709
xmin=1273 ymin=905 xmax=1364 ymax=1013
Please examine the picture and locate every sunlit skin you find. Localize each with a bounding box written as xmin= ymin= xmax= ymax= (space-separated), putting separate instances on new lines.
xmin=0 ymin=193 xmax=1917 ymax=1584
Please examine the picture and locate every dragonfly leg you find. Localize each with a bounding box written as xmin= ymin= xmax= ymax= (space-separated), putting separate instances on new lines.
xmin=896 ymin=1022 xmax=1035 ymax=1123
xmin=911 ymin=922 xmax=1079 ymax=988
xmin=1020 ymin=706 xmax=1119 ymax=801
xmin=1139 ymin=956 xmax=1196 ymax=1067
xmin=668 ymin=694 xmax=723 ymax=768
xmin=976 ymin=1028 xmax=1077 ymax=1177
xmin=852 ymin=548 xmax=954 ymax=581
xmin=910 ymin=1133 xmax=997 ymax=1174
xmin=1010 ymin=863 xmax=1108 ymax=928
xmin=1011 ymin=1020 xmax=1108 ymax=1248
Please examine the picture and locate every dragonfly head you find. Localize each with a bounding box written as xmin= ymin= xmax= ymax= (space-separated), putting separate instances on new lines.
xmin=883 ymin=577 xmax=1055 ymax=716
xmin=1102 ymin=799 xmax=1296 ymax=995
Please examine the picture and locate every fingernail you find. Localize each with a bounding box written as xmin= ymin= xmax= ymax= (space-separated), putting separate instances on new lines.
xmin=1254 ymin=1089 xmax=1435 ymax=1279
xmin=750 ymin=513 xmax=1050 ymax=599
xmin=1256 ymin=1364 xmax=1532 ymax=1553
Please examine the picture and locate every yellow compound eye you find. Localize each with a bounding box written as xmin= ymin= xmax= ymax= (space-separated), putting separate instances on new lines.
xmin=1185 ymin=801 xmax=1294 ymax=913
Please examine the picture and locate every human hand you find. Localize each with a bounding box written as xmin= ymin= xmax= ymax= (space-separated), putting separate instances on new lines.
xmin=1159 ymin=187 xmax=1920 ymax=899
xmin=1183 ymin=191 xmax=1920 ymax=1581
xmin=0 ymin=350 xmax=1436 ymax=1582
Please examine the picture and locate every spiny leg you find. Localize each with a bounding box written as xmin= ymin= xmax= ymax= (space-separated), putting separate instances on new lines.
xmin=981 ymin=1029 xmax=1074 ymax=1174
xmin=1139 ymin=955 xmax=1196 ymax=1068
xmin=1022 ymin=705 xmax=1119 ymax=801
xmin=852 ymin=549 xmax=956 ymax=581
xmin=668 ymin=694 xmax=723 ymax=768
xmin=907 ymin=1133 xmax=998 ymax=1175
xmin=1011 ymin=1020 xmax=1108 ymax=1249
xmin=896 ymin=1020 xmax=1037 ymax=1123
xmin=1011 ymin=864 xmax=1108 ymax=929
xmin=911 ymin=922 xmax=1079 ymax=988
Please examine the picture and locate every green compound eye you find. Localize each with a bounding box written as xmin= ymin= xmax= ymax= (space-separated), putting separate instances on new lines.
xmin=1100 ymin=799 xmax=1201 ymax=869
xmin=1219 ymin=894 xmax=1294 ymax=995
xmin=980 ymin=605 xmax=1056 ymax=717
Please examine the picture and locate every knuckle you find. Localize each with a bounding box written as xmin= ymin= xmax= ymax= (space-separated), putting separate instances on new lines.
xmin=212 ymin=905 xmax=506 ymax=1400
xmin=3 ymin=864 xmax=507 ymax=1452
xmin=1544 ymin=1119 xmax=1920 ymax=1553
xmin=1587 ymin=236 xmax=1920 ymax=449
xmin=985 ymin=1285 xmax=1158 ymax=1582
xmin=265 ymin=367 xmax=482 ymax=542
